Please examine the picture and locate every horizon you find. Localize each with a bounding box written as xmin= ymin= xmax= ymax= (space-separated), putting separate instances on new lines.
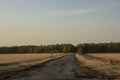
xmin=0 ymin=41 xmax=119 ymax=47
xmin=0 ymin=0 xmax=120 ymax=46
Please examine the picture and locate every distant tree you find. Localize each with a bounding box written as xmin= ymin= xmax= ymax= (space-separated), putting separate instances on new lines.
xmin=62 ymin=44 xmax=68 ymax=53
xmin=78 ymin=48 xmax=83 ymax=55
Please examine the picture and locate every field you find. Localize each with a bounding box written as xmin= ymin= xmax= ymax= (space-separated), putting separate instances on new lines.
xmin=0 ymin=53 xmax=63 ymax=65
xmin=76 ymin=53 xmax=120 ymax=79
xmin=88 ymin=53 xmax=120 ymax=61
xmin=1 ymin=53 xmax=120 ymax=79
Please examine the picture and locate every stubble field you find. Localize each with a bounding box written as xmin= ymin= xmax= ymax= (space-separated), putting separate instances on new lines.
xmin=0 ymin=53 xmax=62 ymax=65
xmin=88 ymin=53 xmax=120 ymax=61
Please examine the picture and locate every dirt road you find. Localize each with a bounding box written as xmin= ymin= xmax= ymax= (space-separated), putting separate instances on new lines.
xmin=4 ymin=54 xmax=106 ymax=80
xmin=6 ymin=54 xmax=78 ymax=80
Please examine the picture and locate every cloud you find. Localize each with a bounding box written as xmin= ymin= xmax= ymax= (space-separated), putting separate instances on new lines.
xmin=58 ymin=8 xmax=96 ymax=15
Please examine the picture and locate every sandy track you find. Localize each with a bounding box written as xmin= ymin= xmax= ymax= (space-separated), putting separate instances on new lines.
xmin=4 ymin=54 xmax=103 ymax=80
xmin=6 ymin=54 xmax=77 ymax=80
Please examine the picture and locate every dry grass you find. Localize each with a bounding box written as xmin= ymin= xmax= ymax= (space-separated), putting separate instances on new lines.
xmin=76 ymin=53 xmax=120 ymax=79
xmin=76 ymin=54 xmax=104 ymax=70
xmin=88 ymin=53 xmax=120 ymax=61
xmin=0 ymin=53 xmax=64 ymax=65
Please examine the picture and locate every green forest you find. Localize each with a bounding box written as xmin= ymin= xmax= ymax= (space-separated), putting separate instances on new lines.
xmin=0 ymin=42 xmax=120 ymax=53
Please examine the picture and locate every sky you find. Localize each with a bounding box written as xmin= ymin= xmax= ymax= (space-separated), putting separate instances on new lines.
xmin=0 ymin=0 xmax=120 ymax=46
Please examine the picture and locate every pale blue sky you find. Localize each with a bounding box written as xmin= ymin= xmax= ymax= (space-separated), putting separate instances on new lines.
xmin=0 ymin=0 xmax=120 ymax=46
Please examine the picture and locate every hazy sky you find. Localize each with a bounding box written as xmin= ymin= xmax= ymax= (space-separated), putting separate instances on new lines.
xmin=0 ymin=0 xmax=120 ymax=46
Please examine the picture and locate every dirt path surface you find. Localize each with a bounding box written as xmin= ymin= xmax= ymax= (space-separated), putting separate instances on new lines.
xmin=6 ymin=54 xmax=77 ymax=80
xmin=5 ymin=54 xmax=104 ymax=80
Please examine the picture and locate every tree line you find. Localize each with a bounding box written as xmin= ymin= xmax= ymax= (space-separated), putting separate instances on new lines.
xmin=0 ymin=44 xmax=76 ymax=53
xmin=77 ymin=42 xmax=120 ymax=53
xmin=0 ymin=42 xmax=120 ymax=53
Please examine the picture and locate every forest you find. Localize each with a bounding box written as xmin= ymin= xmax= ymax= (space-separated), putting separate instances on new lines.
xmin=0 ymin=42 xmax=120 ymax=53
